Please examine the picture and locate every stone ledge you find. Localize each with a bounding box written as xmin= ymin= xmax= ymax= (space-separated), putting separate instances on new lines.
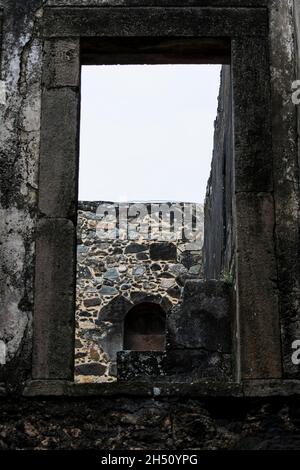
xmin=21 ymin=379 xmax=300 ymax=398
xmin=46 ymin=1 xmax=269 ymax=8
xmin=43 ymin=6 xmax=268 ymax=38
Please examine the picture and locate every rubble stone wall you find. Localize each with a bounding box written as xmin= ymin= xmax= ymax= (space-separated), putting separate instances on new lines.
xmin=75 ymin=201 xmax=203 ymax=382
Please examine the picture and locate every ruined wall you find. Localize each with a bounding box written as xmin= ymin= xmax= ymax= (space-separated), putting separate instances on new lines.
xmin=203 ymin=1 xmax=300 ymax=379
xmin=75 ymin=201 xmax=203 ymax=383
xmin=266 ymin=0 xmax=300 ymax=379
xmin=2 ymin=395 xmax=300 ymax=450
xmin=0 ymin=0 xmax=300 ymax=452
xmin=0 ymin=0 xmax=44 ymax=387
xmin=203 ymin=65 xmax=234 ymax=280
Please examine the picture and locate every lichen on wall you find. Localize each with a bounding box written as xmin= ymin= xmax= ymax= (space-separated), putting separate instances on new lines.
xmin=0 ymin=1 xmax=44 ymax=386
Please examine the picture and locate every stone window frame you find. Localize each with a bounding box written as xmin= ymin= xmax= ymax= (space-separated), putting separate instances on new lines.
xmin=31 ymin=3 xmax=282 ymax=393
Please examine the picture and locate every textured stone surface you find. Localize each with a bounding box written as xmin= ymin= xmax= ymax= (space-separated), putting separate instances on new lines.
xmin=203 ymin=19 xmax=284 ymax=380
xmin=203 ymin=65 xmax=233 ymax=280
xmin=33 ymin=218 xmax=75 ymax=380
xmin=167 ymin=280 xmax=232 ymax=353
xmin=42 ymin=38 xmax=80 ymax=88
xmin=47 ymin=1 xmax=268 ymax=6
xmin=150 ymin=242 xmax=177 ymax=261
xmin=116 ymin=280 xmax=233 ymax=382
xmin=235 ymin=193 xmax=282 ymax=379
xmin=0 ymin=0 xmax=44 ymax=389
xmin=75 ymin=202 xmax=203 ymax=383
xmin=117 ymin=351 xmax=166 ymax=381
xmin=1 ymin=396 xmax=300 ymax=450
xmin=269 ymin=0 xmax=300 ymax=379
xmin=38 ymin=88 xmax=80 ymax=218
xmin=43 ymin=6 xmax=268 ymax=38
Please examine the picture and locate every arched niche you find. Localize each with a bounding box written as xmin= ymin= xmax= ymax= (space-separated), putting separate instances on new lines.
xmin=123 ymin=302 xmax=166 ymax=351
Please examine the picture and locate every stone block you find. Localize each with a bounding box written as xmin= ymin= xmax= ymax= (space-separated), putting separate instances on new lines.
xmin=117 ymin=351 xmax=165 ymax=381
xmin=167 ymin=280 xmax=232 ymax=353
xmin=43 ymin=7 xmax=268 ymax=38
xmin=232 ymin=37 xmax=273 ymax=193
xmin=33 ymin=218 xmax=75 ymax=379
xmin=163 ymin=350 xmax=232 ymax=381
xmin=150 ymin=242 xmax=177 ymax=261
xmin=125 ymin=243 xmax=147 ymax=253
xmin=75 ymin=362 xmax=106 ymax=376
xmin=43 ymin=38 xmax=80 ymax=88
xmin=38 ymin=88 xmax=80 ymax=218
xmin=235 ymin=192 xmax=282 ymax=379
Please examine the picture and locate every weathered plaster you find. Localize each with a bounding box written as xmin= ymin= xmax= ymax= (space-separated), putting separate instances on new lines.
xmin=269 ymin=0 xmax=300 ymax=377
xmin=0 ymin=2 xmax=44 ymax=386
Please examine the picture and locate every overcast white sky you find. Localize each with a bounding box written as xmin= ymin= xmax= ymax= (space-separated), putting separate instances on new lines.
xmin=78 ymin=64 xmax=221 ymax=203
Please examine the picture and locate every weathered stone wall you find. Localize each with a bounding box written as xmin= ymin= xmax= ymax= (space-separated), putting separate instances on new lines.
xmin=0 ymin=0 xmax=44 ymax=387
xmin=0 ymin=0 xmax=300 ymax=451
xmin=203 ymin=1 xmax=300 ymax=379
xmin=267 ymin=0 xmax=300 ymax=380
xmin=75 ymin=201 xmax=203 ymax=383
xmin=203 ymin=65 xmax=234 ymax=280
xmin=1 ymin=395 xmax=300 ymax=450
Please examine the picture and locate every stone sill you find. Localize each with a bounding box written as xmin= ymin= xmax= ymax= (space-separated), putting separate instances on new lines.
xmin=46 ymin=1 xmax=269 ymax=8
xmin=16 ymin=379 xmax=300 ymax=398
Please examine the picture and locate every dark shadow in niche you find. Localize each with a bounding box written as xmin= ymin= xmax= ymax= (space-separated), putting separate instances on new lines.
xmin=124 ymin=302 xmax=166 ymax=351
xmin=93 ymin=293 xmax=171 ymax=375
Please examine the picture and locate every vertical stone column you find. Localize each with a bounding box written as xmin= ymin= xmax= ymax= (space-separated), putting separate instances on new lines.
xmin=269 ymin=0 xmax=300 ymax=378
xmin=232 ymin=37 xmax=282 ymax=379
xmin=32 ymin=39 xmax=80 ymax=379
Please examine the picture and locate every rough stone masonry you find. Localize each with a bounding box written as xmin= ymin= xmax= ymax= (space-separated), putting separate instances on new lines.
xmin=75 ymin=201 xmax=204 ymax=383
xmin=0 ymin=0 xmax=300 ymax=450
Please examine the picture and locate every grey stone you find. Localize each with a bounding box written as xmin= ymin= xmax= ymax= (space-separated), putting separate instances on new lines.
xmin=133 ymin=266 xmax=145 ymax=276
xmin=117 ymin=351 xmax=166 ymax=381
xmin=43 ymin=7 xmax=268 ymax=38
xmin=121 ymin=284 xmax=131 ymax=290
xmin=125 ymin=243 xmax=147 ymax=254
xmin=163 ymin=350 xmax=232 ymax=380
xmin=189 ymin=265 xmax=201 ymax=275
xmin=77 ymin=245 xmax=89 ymax=254
xmin=103 ymin=268 xmax=119 ymax=280
xmin=158 ymin=272 xmax=174 ymax=278
xmin=150 ymin=263 xmax=161 ymax=271
xmin=118 ymin=265 xmax=128 ymax=273
xmin=99 ymin=286 xmax=118 ymax=296
xmin=33 ymin=219 xmax=75 ymax=380
xmin=75 ymin=363 xmax=106 ymax=376
xmin=43 ymin=38 xmax=80 ymax=88
xmin=269 ymin=0 xmax=300 ymax=379
xmin=83 ymin=297 xmax=101 ymax=307
xmin=77 ymin=265 xmax=92 ymax=279
xmin=38 ymin=88 xmax=80 ymax=218
xmin=235 ymin=192 xmax=282 ymax=379
xmin=169 ymin=263 xmax=188 ymax=276
xmin=150 ymin=243 xmax=177 ymax=261
xmin=97 ymin=295 xmax=133 ymax=322
xmin=167 ymin=286 xmax=181 ymax=299
xmin=167 ymin=280 xmax=232 ymax=356
xmin=136 ymin=252 xmax=148 ymax=260
xmin=79 ymin=328 xmax=101 ymax=342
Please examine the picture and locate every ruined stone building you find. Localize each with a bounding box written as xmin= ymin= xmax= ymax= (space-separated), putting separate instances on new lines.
xmin=75 ymin=201 xmax=204 ymax=383
xmin=1 ymin=0 xmax=300 ymax=450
